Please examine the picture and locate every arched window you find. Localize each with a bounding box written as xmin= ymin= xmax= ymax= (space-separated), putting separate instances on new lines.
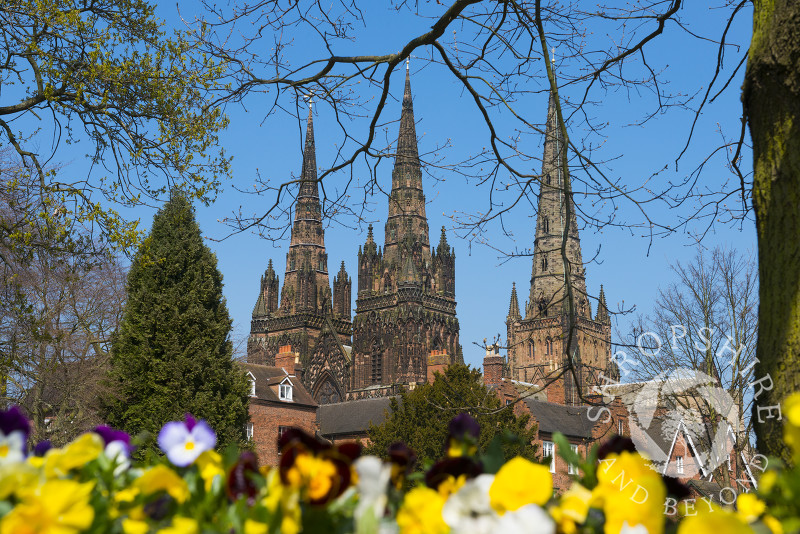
xmin=542 ymin=255 xmax=548 ymax=271
xmin=528 ymin=338 xmax=535 ymax=360
xmin=542 ymin=217 xmax=550 ymax=234
xmin=545 ymin=337 xmax=553 ymax=356
xmin=546 ymin=173 xmax=551 ymax=185
xmin=371 ymin=341 xmax=382 ymax=384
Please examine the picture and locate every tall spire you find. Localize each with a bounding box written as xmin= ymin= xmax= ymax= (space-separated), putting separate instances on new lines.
xmin=595 ymin=285 xmax=610 ymax=324
xmin=527 ymin=83 xmax=589 ymax=318
xmin=383 ymin=64 xmax=430 ymax=265
xmin=507 ymin=282 xmax=521 ymax=322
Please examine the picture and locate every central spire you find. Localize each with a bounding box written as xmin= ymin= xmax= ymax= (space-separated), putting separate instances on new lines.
xmin=384 ymin=64 xmax=429 ymax=265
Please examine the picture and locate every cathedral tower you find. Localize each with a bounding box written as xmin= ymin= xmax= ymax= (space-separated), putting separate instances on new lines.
xmin=506 ymin=84 xmax=615 ymax=405
xmin=350 ymin=64 xmax=461 ymax=398
xmin=248 ymin=106 xmax=352 ymax=404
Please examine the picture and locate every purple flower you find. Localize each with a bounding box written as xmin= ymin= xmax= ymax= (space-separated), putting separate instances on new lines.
xmin=157 ymin=414 xmax=216 ymax=467
xmin=448 ymin=413 xmax=480 ymax=441
xmin=33 ymin=440 xmax=52 ymax=457
xmin=95 ymin=425 xmax=133 ymax=468
xmin=0 ymin=406 xmax=29 ymax=464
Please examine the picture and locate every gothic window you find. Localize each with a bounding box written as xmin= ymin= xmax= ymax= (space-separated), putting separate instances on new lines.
xmin=542 ymin=255 xmax=548 ymax=271
xmin=545 ymin=337 xmax=553 ymax=356
xmin=371 ymin=341 xmax=382 ymax=384
xmin=538 ymin=298 xmax=548 ymax=317
xmin=546 ymin=173 xmax=551 ymax=185
xmin=318 ymin=380 xmax=341 ymax=405
xmin=542 ymin=217 xmax=550 ymax=233
xmin=528 ymin=338 xmax=535 ymax=360
xmin=290 ymin=256 xmax=296 ymax=270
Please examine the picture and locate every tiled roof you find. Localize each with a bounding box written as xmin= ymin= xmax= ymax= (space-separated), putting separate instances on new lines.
xmin=241 ymin=363 xmax=317 ymax=408
xmin=523 ymin=399 xmax=594 ymax=438
xmin=318 ymin=396 xmax=398 ymax=436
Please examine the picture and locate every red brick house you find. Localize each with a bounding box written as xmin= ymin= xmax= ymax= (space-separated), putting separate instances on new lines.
xmin=242 ymin=352 xmax=317 ymax=466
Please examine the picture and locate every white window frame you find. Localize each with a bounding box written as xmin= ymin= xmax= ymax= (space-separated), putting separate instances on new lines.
xmin=568 ymin=444 xmax=579 ymax=475
xmin=247 ymin=372 xmax=256 ymax=397
xmin=279 ymin=378 xmax=293 ymax=401
xmin=246 ymin=422 xmax=254 ymax=440
xmin=618 ymin=418 xmax=624 ymax=436
xmin=542 ymin=440 xmax=555 ymax=473
xmin=676 ymin=455 xmax=684 ymax=475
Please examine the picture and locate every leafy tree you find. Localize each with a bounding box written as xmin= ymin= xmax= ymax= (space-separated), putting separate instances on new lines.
xmin=104 ymin=192 xmax=248 ymax=451
xmin=0 ymin=0 xmax=230 ymax=257
xmin=365 ymin=364 xmax=537 ymax=467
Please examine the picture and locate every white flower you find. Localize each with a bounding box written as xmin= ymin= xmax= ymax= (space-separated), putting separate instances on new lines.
xmin=104 ymin=440 xmax=131 ymax=476
xmin=497 ymin=504 xmax=556 ymax=534
xmin=442 ymin=474 xmax=498 ymax=534
xmin=0 ymin=430 xmax=25 ymax=465
xmin=620 ymin=522 xmax=650 ymax=534
xmin=353 ymin=456 xmax=392 ymax=526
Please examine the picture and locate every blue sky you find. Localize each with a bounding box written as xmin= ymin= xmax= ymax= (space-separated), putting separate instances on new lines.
xmin=120 ymin=3 xmax=755 ymax=367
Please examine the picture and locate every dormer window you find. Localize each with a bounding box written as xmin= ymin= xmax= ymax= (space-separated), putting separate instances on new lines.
xmin=247 ymin=372 xmax=256 ymax=397
xmin=279 ymin=378 xmax=293 ymax=401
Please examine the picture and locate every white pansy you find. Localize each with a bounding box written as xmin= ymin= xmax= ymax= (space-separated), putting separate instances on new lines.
xmin=497 ymin=503 xmax=556 ymax=534
xmin=0 ymin=431 xmax=26 ymax=465
xmin=353 ymin=455 xmax=392 ymax=530
xmin=620 ymin=522 xmax=650 ymax=534
xmin=442 ymin=474 xmax=497 ymax=534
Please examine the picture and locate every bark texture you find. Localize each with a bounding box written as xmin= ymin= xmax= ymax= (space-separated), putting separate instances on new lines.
xmin=745 ymin=0 xmax=800 ymax=462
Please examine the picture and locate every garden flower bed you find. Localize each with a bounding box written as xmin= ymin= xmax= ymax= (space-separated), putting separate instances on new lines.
xmin=0 ymin=397 xmax=798 ymax=534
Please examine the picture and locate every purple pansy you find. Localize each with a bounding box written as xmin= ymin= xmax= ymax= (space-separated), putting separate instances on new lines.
xmin=95 ymin=425 xmax=133 ymax=465
xmin=0 ymin=406 xmax=30 ymax=464
xmin=33 ymin=440 xmax=52 ymax=457
xmin=157 ymin=413 xmax=216 ymax=467
xmin=448 ymin=413 xmax=480 ymax=441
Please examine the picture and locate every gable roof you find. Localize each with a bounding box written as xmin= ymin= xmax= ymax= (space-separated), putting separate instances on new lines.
xmin=523 ymin=399 xmax=594 ymax=438
xmin=318 ymin=396 xmax=397 ymax=437
xmin=240 ymin=362 xmax=317 ymax=407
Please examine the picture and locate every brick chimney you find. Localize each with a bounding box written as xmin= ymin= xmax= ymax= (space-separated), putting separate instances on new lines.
xmin=483 ymin=344 xmax=504 ymax=388
xmin=276 ymin=345 xmax=297 ymax=375
xmin=427 ymin=349 xmax=450 ymax=383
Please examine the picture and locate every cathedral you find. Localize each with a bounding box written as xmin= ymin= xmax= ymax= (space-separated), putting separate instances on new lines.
xmin=248 ymin=64 xmax=460 ymax=404
xmin=505 ymin=86 xmax=617 ymax=405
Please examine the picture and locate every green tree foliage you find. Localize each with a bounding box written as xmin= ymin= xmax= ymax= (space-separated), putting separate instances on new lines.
xmin=365 ymin=364 xmax=538 ymax=467
xmin=104 ymin=192 xmax=248 ymax=451
xmin=0 ymin=0 xmax=230 ymax=257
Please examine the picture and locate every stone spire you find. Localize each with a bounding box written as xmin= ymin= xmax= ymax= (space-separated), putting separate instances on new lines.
xmin=384 ymin=64 xmax=430 ymax=265
xmin=595 ymin=284 xmax=610 ymax=324
xmin=527 ymin=83 xmax=589 ymax=319
xmin=507 ymin=282 xmax=521 ymax=322
xmin=282 ymin=104 xmax=330 ymax=313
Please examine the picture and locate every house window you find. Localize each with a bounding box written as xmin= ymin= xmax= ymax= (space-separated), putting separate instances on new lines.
xmin=542 ymin=440 xmax=555 ymax=473
xmin=279 ymin=382 xmax=293 ymax=401
xmin=246 ymin=422 xmax=254 ymax=440
xmin=618 ymin=419 xmax=624 ymax=436
xmin=676 ymin=455 xmax=684 ymax=475
xmin=277 ymin=426 xmax=290 ymax=454
xmin=569 ymin=444 xmax=579 ymax=475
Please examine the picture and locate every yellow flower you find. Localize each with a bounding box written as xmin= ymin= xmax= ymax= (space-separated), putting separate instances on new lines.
xmin=437 ymin=474 xmax=467 ymax=498
xmin=285 ymin=452 xmax=337 ymax=502
xmin=133 ymin=465 xmax=190 ymax=503
xmin=763 ymin=515 xmax=784 ymax=534
xmin=195 ymin=450 xmax=224 ymax=492
xmin=396 ymin=487 xmax=448 ymax=534
xmin=157 ymin=517 xmax=198 ymax=534
xmin=262 ymin=470 xmax=301 ymax=534
xmin=244 ymin=519 xmax=269 ymax=534
xmin=759 ymin=470 xmax=778 ymax=493
xmin=122 ymin=518 xmax=150 ymax=534
xmin=736 ymin=492 xmax=765 ymax=522
xmin=594 ymin=451 xmax=666 ymax=534
xmin=783 ymin=393 xmax=800 ymax=463
xmin=43 ymin=433 xmax=104 ymax=478
xmin=549 ymin=483 xmax=592 ymax=534
xmin=677 ymin=503 xmax=753 ymax=534
xmin=0 ymin=462 xmax=39 ymax=500
xmin=1 ymin=479 xmax=95 ymax=534
xmin=489 ymin=456 xmax=553 ymax=514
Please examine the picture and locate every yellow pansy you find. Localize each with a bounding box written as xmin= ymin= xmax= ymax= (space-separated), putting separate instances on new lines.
xmin=759 ymin=470 xmax=778 ymax=493
xmin=737 ymin=492 xmax=765 ymax=522
xmin=195 ymin=450 xmax=224 ymax=492
xmin=244 ymin=519 xmax=269 ymax=534
xmin=1 ymin=479 xmax=95 ymax=534
xmin=0 ymin=462 xmax=39 ymax=500
xmin=594 ymin=451 xmax=666 ymax=534
xmin=285 ymin=452 xmax=337 ymax=502
xmin=783 ymin=393 xmax=800 ymax=463
xmin=763 ymin=515 xmax=784 ymax=534
xmin=133 ymin=465 xmax=190 ymax=503
xmin=122 ymin=518 xmax=150 ymax=534
xmin=396 ymin=486 xmax=448 ymax=534
xmin=677 ymin=503 xmax=754 ymax=534
xmin=437 ymin=474 xmax=468 ymax=498
xmin=262 ymin=470 xmax=301 ymax=534
xmin=489 ymin=456 xmax=553 ymax=514
xmin=43 ymin=433 xmax=104 ymax=478
xmin=157 ymin=516 xmax=198 ymax=534
xmin=549 ymin=483 xmax=593 ymax=534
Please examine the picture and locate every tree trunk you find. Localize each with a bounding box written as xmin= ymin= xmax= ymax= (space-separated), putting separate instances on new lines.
xmin=745 ymin=0 xmax=800 ymax=463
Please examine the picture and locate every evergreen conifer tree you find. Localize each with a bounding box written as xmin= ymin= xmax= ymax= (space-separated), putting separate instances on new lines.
xmin=105 ymin=192 xmax=248 ymax=450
